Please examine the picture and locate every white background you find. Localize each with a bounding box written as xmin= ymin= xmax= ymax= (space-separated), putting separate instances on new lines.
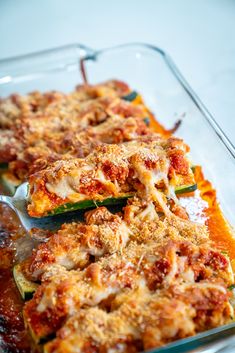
xmin=0 ymin=0 xmax=235 ymax=145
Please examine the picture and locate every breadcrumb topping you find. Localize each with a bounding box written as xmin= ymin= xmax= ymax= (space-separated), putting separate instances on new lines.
xmin=1 ymin=80 xmax=233 ymax=353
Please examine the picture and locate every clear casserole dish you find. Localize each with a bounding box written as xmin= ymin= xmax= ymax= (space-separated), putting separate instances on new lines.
xmin=0 ymin=43 xmax=234 ymax=353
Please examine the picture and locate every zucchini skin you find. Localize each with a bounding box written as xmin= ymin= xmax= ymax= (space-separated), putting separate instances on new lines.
xmin=1 ymin=171 xmax=21 ymax=195
xmin=46 ymin=195 xmax=132 ymax=216
xmin=175 ymin=184 xmax=197 ymax=195
xmin=143 ymin=117 xmax=150 ymax=126
xmin=228 ymin=284 xmax=235 ymax=291
xmin=122 ymin=91 xmax=138 ymax=102
xmin=0 ymin=162 xmax=8 ymax=170
xmin=40 ymin=184 xmax=197 ymax=217
xmin=13 ymin=264 xmax=38 ymax=300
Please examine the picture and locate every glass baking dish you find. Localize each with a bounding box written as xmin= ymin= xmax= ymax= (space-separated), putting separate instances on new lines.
xmin=0 ymin=43 xmax=235 ymax=353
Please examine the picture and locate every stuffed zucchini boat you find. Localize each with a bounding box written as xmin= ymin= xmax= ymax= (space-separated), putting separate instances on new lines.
xmin=27 ymin=138 xmax=196 ymax=217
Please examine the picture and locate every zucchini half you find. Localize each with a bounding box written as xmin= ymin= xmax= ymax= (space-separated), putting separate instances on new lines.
xmin=122 ymin=91 xmax=138 ymax=102
xmin=143 ymin=117 xmax=150 ymax=126
xmin=175 ymin=183 xmax=197 ymax=195
xmin=13 ymin=263 xmax=39 ymax=300
xmin=46 ymin=194 xmax=133 ymax=216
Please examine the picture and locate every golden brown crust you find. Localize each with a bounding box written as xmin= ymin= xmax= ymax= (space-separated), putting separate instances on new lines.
xmin=1 ymin=80 xmax=234 ymax=352
xmin=0 ymin=81 xmax=151 ymax=180
xmin=24 ymin=236 xmax=233 ymax=345
xmin=27 ymin=138 xmax=194 ymax=217
xmin=45 ymin=283 xmax=232 ymax=353
xmin=24 ymin=195 xmax=210 ymax=283
xmin=23 ymin=207 xmax=129 ymax=281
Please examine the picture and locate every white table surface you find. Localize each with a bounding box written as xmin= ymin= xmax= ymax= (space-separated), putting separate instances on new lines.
xmin=0 ymin=0 xmax=234 ymax=146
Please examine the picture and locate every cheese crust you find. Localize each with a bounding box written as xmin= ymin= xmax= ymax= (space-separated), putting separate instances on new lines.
xmin=27 ymin=138 xmax=194 ymax=217
xmin=1 ymin=80 xmax=234 ymax=353
xmin=0 ymin=80 xmax=152 ymax=180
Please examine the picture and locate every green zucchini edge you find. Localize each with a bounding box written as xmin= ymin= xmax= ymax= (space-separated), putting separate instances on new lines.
xmin=13 ymin=264 xmax=38 ymax=301
xmin=46 ymin=194 xmax=133 ymax=216
xmin=44 ymin=183 xmax=197 ymax=217
xmin=143 ymin=117 xmax=150 ymax=126
xmin=175 ymin=183 xmax=197 ymax=195
xmin=122 ymin=91 xmax=138 ymax=102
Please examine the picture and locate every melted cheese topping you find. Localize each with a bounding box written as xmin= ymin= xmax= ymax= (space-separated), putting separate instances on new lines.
xmin=179 ymin=190 xmax=208 ymax=224
xmin=28 ymin=138 xmax=194 ymax=217
xmin=3 ymin=80 xmax=232 ymax=352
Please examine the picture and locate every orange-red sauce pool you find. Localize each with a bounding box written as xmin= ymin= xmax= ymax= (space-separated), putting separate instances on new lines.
xmin=0 ymin=198 xmax=32 ymax=353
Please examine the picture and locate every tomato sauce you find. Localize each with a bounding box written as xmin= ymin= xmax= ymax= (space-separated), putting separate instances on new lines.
xmin=0 ymin=199 xmax=32 ymax=353
xmin=0 ymin=269 xmax=31 ymax=353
